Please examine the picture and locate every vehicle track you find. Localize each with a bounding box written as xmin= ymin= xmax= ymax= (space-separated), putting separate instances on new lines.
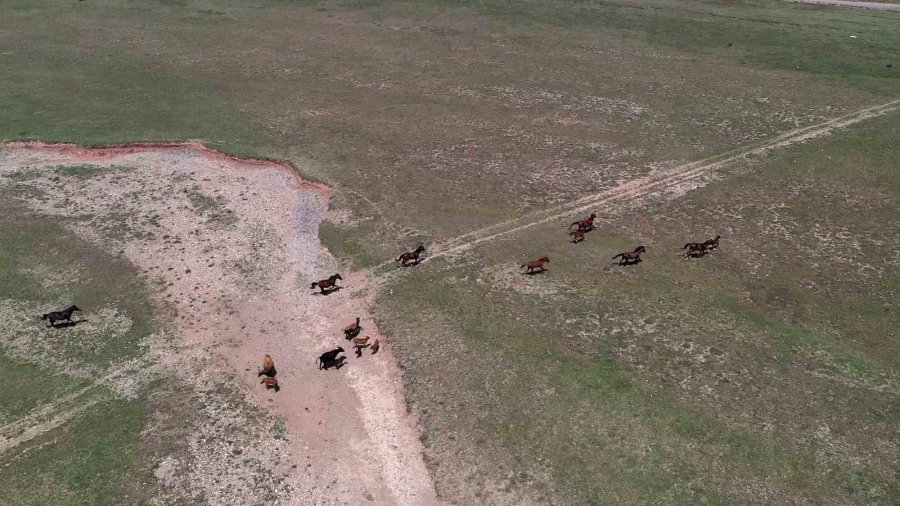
xmin=369 ymin=99 xmax=899 ymax=281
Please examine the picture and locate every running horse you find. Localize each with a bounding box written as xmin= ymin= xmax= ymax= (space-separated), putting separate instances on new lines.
xmin=570 ymin=213 xmax=598 ymax=232
xmin=612 ymin=246 xmax=646 ymax=266
xmin=41 ymin=305 xmax=81 ymax=327
xmin=396 ymin=245 xmax=426 ymax=266
xmin=310 ymin=274 xmax=342 ymax=294
xmin=520 ymin=256 xmax=550 ymax=274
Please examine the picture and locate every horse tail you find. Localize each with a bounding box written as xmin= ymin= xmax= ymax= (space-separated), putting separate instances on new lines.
xmin=519 ymin=263 xmax=526 ymax=268
xmin=569 ymin=221 xmax=579 ymax=228
xmin=41 ymin=313 xmax=49 ymax=320
xmin=612 ymin=253 xmax=623 ymax=259
xmin=682 ymin=243 xmax=690 ymax=249
xmin=310 ymin=282 xmax=318 ymax=289
xmin=396 ymin=254 xmax=403 ymax=262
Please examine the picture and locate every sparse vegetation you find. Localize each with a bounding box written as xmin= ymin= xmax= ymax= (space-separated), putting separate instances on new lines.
xmin=1 ymin=0 xmax=898 ymax=503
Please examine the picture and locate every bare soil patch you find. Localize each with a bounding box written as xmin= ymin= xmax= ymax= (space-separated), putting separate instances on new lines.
xmin=0 ymin=142 xmax=436 ymax=505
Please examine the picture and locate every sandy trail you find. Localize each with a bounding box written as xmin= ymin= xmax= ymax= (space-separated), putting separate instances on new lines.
xmin=788 ymin=0 xmax=900 ymax=11
xmin=0 ymin=143 xmax=436 ymax=505
xmin=368 ymin=99 xmax=900 ymax=281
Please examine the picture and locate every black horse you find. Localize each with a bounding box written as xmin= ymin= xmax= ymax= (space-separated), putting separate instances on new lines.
xmin=316 ymin=347 xmax=346 ymax=370
xmin=612 ymin=246 xmax=646 ymax=266
xmin=41 ymin=305 xmax=81 ymax=327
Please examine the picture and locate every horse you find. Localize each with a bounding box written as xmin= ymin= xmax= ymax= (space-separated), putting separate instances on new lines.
xmin=343 ymin=317 xmax=361 ymax=339
xmin=260 ymin=377 xmax=280 ymax=392
xmin=520 ymin=256 xmax=549 ymax=274
xmin=612 ymin=246 xmax=646 ymax=266
xmin=316 ymin=347 xmax=346 ymax=370
xmin=397 ymin=245 xmax=426 ymax=266
xmin=351 ymin=336 xmax=371 ymax=357
xmin=569 ymin=229 xmax=585 ymax=243
xmin=702 ymin=235 xmax=720 ymax=252
xmin=570 ymin=213 xmax=597 ymax=232
xmin=258 ymin=355 xmax=276 ymax=378
xmin=682 ymin=241 xmax=707 ymax=258
xmin=370 ymin=339 xmax=380 ymax=355
xmin=311 ymin=274 xmax=342 ymax=294
xmin=41 ymin=305 xmax=81 ymax=327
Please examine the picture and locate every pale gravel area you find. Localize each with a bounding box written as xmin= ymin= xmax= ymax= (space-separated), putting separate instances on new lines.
xmin=0 ymin=143 xmax=437 ymax=505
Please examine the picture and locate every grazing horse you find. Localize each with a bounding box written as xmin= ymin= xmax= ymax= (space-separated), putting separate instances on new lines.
xmin=570 ymin=213 xmax=598 ymax=232
xmin=260 ymin=377 xmax=280 ymax=392
xmin=703 ymin=235 xmax=721 ymax=252
xmin=316 ymin=347 xmax=346 ymax=370
xmin=682 ymin=241 xmax=707 ymax=258
xmin=258 ymin=355 xmax=276 ymax=378
xmin=311 ymin=274 xmax=342 ymax=294
xmin=41 ymin=305 xmax=81 ymax=327
xmin=520 ymin=256 xmax=550 ymax=274
xmin=569 ymin=229 xmax=585 ymax=243
xmin=613 ymin=246 xmax=646 ymax=266
xmin=397 ymin=245 xmax=426 ymax=266
xmin=343 ymin=317 xmax=361 ymax=339
xmin=371 ymin=339 xmax=380 ymax=355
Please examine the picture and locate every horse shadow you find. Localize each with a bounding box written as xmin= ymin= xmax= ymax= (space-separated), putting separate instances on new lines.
xmin=354 ymin=344 xmax=370 ymax=358
xmin=522 ymin=269 xmax=548 ymax=276
xmin=48 ymin=319 xmax=87 ymax=329
xmin=617 ymin=258 xmax=643 ymax=267
xmin=312 ymin=286 xmax=343 ymax=296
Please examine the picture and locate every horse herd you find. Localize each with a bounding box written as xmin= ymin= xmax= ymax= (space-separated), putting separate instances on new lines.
xmin=38 ymin=211 xmax=719 ymax=395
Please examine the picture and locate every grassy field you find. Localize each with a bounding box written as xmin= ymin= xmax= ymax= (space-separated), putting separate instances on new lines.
xmin=1 ymin=0 xmax=898 ymax=503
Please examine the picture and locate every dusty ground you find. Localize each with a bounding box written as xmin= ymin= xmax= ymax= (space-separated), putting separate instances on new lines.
xmin=0 ymin=142 xmax=435 ymax=505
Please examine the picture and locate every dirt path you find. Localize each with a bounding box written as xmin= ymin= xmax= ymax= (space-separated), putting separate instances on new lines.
xmin=787 ymin=0 xmax=900 ymax=11
xmin=369 ymin=99 xmax=900 ymax=280
xmin=0 ymin=143 xmax=437 ymax=505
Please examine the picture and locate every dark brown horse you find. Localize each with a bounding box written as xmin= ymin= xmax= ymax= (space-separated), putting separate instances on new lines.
xmin=311 ymin=274 xmax=342 ymax=294
xmin=682 ymin=241 xmax=707 ymax=258
xmin=570 ymin=213 xmax=598 ymax=232
xmin=41 ymin=305 xmax=81 ymax=327
xmin=702 ymin=235 xmax=721 ymax=252
xmin=520 ymin=256 xmax=550 ymax=274
xmin=569 ymin=229 xmax=585 ymax=243
xmin=260 ymin=377 xmax=280 ymax=392
xmin=397 ymin=245 xmax=425 ymax=266
xmin=613 ymin=246 xmax=646 ymax=266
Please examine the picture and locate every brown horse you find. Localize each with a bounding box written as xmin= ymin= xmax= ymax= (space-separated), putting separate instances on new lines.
xmin=520 ymin=256 xmax=550 ymax=274
xmin=258 ymin=355 xmax=276 ymax=377
xmin=311 ymin=274 xmax=342 ymax=294
xmin=343 ymin=317 xmax=361 ymax=339
xmin=569 ymin=229 xmax=585 ymax=243
xmin=371 ymin=339 xmax=380 ymax=355
xmin=613 ymin=246 xmax=646 ymax=266
xmin=397 ymin=245 xmax=426 ymax=266
xmin=261 ymin=377 xmax=280 ymax=392
xmin=41 ymin=305 xmax=81 ymax=327
xmin=570 ymin=213 xmax=598 ymax=232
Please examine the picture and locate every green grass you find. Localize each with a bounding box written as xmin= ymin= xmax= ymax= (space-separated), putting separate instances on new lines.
xmin=0 ymin=353 xmax=93 ymax=426
xmin=386 ymin=271 xmax=898 ymax=503
xmin=0 ymin=397 xmax=147 ymax=506
xmin=0 ymin=200 xmax=155 ymax=366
